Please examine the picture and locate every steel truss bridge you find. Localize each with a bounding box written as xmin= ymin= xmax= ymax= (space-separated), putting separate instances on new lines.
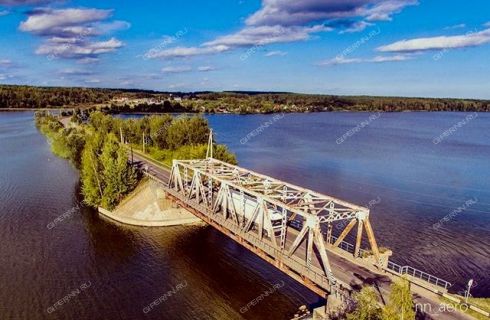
xmin=166 ymin=157 xmax=382 ymax=298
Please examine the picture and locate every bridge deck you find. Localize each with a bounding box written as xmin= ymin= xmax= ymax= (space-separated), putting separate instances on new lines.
xmin=131 ymin=153 xmax=471 ymax=320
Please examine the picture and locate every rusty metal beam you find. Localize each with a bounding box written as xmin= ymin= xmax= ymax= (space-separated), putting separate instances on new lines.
xmin=166 ymin=192 xmax=331 ymax=297
xmin=355 ymin=220 xmax=364 ymax=258
xmin=333 ymin=219 xmax=357 ymax=248
xmin=364 ymin=218 xmax=380 ymax=263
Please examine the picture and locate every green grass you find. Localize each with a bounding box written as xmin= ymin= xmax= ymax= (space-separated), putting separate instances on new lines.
xmin=147 ymin=145 xmax=208 ymax=167
xmin=439 ymin=295 xmax=490 ymax=320
xmin=129 ymin=143 xmax=228 ymax=167
xmin=126 ymin=145 xmax=172 ymax=169
xmin=467 ymin=297 xmax=490 ymax=313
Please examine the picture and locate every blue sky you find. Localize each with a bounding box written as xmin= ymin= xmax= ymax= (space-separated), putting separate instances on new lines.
xmin=0 ymin=0 xmax=489 ymax=98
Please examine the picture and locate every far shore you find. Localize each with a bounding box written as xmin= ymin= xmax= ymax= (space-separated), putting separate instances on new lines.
xmin=1 ymin=108 xmax=485 ymax=115
xmin=0 ymin=108 xmax=68 ymax=111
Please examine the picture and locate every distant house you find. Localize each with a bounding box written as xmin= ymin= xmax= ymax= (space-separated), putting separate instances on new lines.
xmin=112 ymin=97 xmax=129 ymax=103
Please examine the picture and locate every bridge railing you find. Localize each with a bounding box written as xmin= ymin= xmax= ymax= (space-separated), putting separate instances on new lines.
xmin=327 ymin=234 xmax=368 ymax=257
xmin=326 ymin=233 xmax=452 ymax=290
xmin=386 ymin=261 xmax=451 ymax=290
xmin=163 ymin=182 xmax=350 ymax=298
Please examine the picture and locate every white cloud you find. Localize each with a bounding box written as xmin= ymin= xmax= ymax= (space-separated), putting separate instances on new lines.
xmin=85 ymin=79 xmax=100 ymax=83
xmin=204 ymin=25 xmax=329 ymax=48
xmin=362 ymin=0 xmax=418 ymax=21
xmin=36 ymin=37 xmax=123 ymax=58
xmin=97 ymin=20 xmax=131 ymax=34
xmin=246 ymin=0 xmax=417 ymax=26
xmin=340 ymin=21 xmax=373 ymax=33
xmin=0 ymin=59 xmax=12 ymax=67
xmin=147 ymin=0 xmax=415 ymax=60
xmin=197 ymin=66 xmax=215 ymax=72
xmin=77 ymin=57 xmax=99 ymax=64
xmin=444 ymin=24 xmax=466 ymax=30
xmin=0 ymin=73 xmax=14 ymax=80
xmin=19 ymin=9 xmax=112 ymax=35
xmin=59 ymin=68 xmax=93 ymax=76
xmin=145 ymin=45 xmax=229 ymax=59
xmin=19 ymin=8 xmax=127 ymax=60
xmin=0 ymin=0 xmax=50 ymax=5
xmin=320 ymin=56 xmax=363 ymax=65
xmin=148 ymin=25 xmax=329 ymax=59
xmin=370 ymin=54 xmax=413 ymax=62
xmin=378 ymin=28 xmax=490 ymax=52
xmin=320 ymin=54 xmax=412 ymax=65
xmin=161 ymin=66 xmax=192 ymax=73
xmin=265 ymin=50 xmax=287 ymax=57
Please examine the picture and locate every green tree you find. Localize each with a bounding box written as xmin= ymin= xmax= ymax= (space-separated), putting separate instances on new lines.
xmin=65 ymin=128 xmax=86 ymax=168
xmin=166 ymin=116 xmax=209 ymax=149
xmin=382 ymin=278 xmax=415 ymax=320
xmin=100 ymin=134 xmax=137 ymax=210
xmin=89 ymin=111 xmax=114 ymax=134
xmin=214 ymin=144 xmax=238 ymax=164
xmin=347 ymin=286 xmax=382 ymax=320
xmin=80 ymin=132 xmax=105 ymax=207
xmin=148 ymin=114 xmax=172 ymax=148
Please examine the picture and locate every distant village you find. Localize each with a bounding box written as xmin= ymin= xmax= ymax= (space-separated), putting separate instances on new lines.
xmin=110 ymin=94 xmax=182 ymax=106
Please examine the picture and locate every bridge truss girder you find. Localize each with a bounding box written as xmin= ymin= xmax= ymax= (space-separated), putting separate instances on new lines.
xmin=168 ymin=158 xmax=381 ymax=293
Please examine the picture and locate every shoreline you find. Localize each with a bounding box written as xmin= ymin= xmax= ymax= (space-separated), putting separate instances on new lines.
xmin=0 ymin=108 xmax=67 ymax=111
xmin=2 ymin=108 xmax=488 ymax=115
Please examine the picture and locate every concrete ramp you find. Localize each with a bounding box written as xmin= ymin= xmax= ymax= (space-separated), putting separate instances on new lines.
xmin=98 ymin=179 xmax=202 ymax=227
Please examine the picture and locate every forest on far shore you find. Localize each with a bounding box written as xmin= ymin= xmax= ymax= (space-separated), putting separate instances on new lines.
xmin=1 ymin=84 xmax=489 ymax=113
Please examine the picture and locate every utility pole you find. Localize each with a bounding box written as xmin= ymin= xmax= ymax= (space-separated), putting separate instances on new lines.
xmin=119 ymin=127 xmax=124 ymax=144
xmin=206 ymin=129 xmax=213 ymax=159
xmin=465 ymin=279 xmax=473 ymax=304
xmin=142 ymin=131 xmax=146 ymax=154
xmin=130 ymin=144 xmax=134 ymax=164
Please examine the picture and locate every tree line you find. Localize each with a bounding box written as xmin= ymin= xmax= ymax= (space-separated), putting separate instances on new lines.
xmin=35 ymin=111 xmax=236 ymax=209
xmin=35 ymin=113 xmax=138 ymax=209
xmin=2 ymin=85 xmax=115 ymax=109
xmin=3 ymin=85 xmax=489 ymax=113
xmin=184 ymin=92 xmax=490 ymax=113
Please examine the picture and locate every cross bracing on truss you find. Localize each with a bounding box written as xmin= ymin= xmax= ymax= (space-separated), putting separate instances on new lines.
xmin=168 ymin=157 xmax=381 ymax=292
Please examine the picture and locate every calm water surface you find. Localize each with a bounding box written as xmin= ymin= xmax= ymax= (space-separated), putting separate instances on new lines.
xmin=0 ymin=112 xmax=316 ymax=320
xmin=206 ymin=112 xmax=490 ymax=297
xmin=0 ymin=111 xmax=489 ymax=320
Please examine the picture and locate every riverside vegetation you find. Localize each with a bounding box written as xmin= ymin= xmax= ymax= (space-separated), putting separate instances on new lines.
xmin=35 ymin=111 xmax=236 ymax=210
xmin=339 ymin=278 xmax=416 ymax=320
xmin=3 ymin=85 xmax=490 ymax=113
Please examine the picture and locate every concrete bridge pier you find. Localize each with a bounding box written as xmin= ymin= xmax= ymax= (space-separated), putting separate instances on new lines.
xmin=312 ymin=292 xmax=344 ymax=320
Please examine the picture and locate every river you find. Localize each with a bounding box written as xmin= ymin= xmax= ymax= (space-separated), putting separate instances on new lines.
xmin=0 ymin=111 xmax=488 ymax=319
